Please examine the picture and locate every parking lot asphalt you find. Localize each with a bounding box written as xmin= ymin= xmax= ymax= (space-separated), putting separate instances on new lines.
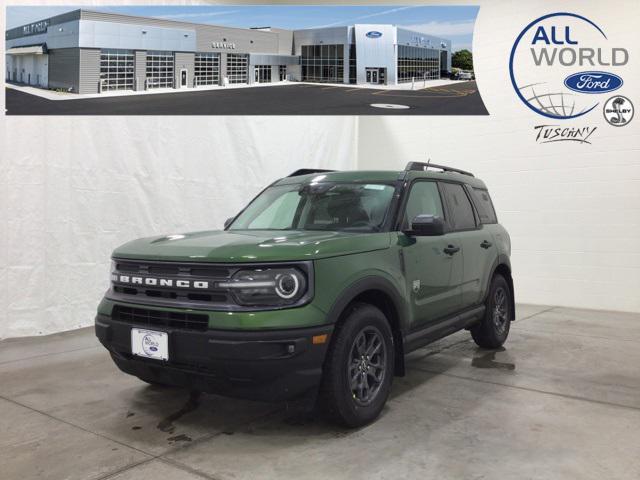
xmin=5 ymin=81 xmax=488 ymax=115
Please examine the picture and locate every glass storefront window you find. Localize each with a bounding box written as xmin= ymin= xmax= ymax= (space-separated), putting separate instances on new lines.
xmin=255 ymin=65 xmax=271 ymax=83
xmin=397 ymin=45 xmax=441 ymax=83
xmin=301 ymin=43 xmax=345 ymax=83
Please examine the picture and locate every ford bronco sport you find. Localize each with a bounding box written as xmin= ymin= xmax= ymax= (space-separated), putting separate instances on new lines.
xmin=96 ymin=162 xmax=514 ymax=427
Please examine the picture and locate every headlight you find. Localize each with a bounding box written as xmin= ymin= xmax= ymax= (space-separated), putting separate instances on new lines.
xmin=219 ymin=268 xmax=307 ymax=306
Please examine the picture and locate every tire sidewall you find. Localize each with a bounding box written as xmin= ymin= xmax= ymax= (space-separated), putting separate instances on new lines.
xmin=486 ymin=275 xmax=511 ymax=344
xmin=328 ymin=304 xmax=394 ymax=427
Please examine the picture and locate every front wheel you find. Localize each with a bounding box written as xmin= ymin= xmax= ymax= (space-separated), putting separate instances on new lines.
xmin=320 ymin=303 xmax=394 ymax=428
xmin=471 ymin=274 xmax=512 ymax=348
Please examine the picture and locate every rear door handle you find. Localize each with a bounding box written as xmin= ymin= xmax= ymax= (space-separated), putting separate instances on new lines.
xmin=481 ymin=240 xmax=492 ymax=249
xmin=444 ymin=245 xmax=460 ymax=255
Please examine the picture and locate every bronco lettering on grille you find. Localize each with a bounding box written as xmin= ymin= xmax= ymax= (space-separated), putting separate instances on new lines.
xmin=112 ymin=274 xmax=210 ymax=289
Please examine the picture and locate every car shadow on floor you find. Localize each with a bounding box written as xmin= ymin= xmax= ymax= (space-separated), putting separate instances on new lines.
xmin=119 ymin=331 xmax=516 ymax=445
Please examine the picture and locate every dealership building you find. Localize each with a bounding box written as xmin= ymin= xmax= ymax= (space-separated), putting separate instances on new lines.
xmin=5 ymin=9 xmax=452 ymax=94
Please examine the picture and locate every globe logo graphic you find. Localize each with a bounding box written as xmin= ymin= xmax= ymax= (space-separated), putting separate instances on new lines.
xmin=509 ymin=13 xmax=621 ymax=120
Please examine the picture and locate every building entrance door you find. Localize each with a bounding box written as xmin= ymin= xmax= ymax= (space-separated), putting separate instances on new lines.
xmin=366 ymin=68 xmax=381 ymax=84
xmin=180 ymin=69 xmax=188 ymax=87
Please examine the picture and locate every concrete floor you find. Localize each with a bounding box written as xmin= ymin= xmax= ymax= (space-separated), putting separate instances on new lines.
xmin=1 ymin=304 xmax=639 ymax=480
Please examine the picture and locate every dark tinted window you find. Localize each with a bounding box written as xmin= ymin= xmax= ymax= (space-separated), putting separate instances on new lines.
xmin=441 ymin=183 xmax=476 ymax=230
xmin=403 ymin=181 xmax=444 ymax=229
xmin=471 ymin=188 xmax=498 ymax=224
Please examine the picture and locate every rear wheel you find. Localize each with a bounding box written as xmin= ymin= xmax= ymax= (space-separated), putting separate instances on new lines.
xmin=320 ymin=303 xmax=394 ymax=428
xmin=471 ymin=274 xmax=512 ymax=348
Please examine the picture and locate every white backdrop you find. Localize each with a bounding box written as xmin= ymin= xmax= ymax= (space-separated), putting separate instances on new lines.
xmin=2 ymin=0 xmax=639 ymax=339
xmin=0 ymin=118 xmax=358 ymax=338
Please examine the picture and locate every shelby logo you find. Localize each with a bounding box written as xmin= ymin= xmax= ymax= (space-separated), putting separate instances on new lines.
xmin=509 ymin=13 xmax=628 ymax=120
xmin=533 ymin=125 xmax=597 ymax=144
xmin=112 ymin=274 xmax=210 ymax=289
xmin=366 ymin=31 xmax=383 ymax=39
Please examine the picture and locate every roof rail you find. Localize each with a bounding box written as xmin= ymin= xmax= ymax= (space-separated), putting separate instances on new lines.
xmin=288 ymin=168 xmax=336 ymax=177
xmin=405 ymin=161 xmax=474 ymax=177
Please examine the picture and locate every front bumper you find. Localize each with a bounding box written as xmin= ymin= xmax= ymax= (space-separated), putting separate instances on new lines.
xmin=95 ymin=314 xmax=333 ymax=401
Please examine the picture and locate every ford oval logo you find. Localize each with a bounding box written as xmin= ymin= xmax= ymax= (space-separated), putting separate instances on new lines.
xmin=366 ymin=31 xmax=383 ymax=39
xmin=564 ymin=71 xmax=623 ymax=94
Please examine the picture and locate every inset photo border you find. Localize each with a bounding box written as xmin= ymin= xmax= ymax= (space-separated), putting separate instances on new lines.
xmin=5 ymin=5 xmax=485 ymax=115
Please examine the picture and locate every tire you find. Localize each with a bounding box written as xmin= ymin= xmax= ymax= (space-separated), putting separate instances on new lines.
xmin=471 ymin=274 xmax=512 ymax=348
xmin=320 ymin=303 xmax=394 ymax=428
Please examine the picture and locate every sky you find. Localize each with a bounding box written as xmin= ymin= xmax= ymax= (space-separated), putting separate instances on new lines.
xmin=6 ymin=5 xmax=477 ymax=52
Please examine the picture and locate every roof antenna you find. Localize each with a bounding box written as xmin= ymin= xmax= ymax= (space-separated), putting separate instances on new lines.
xmin=425 ymin=157 xmax=431 ymax=171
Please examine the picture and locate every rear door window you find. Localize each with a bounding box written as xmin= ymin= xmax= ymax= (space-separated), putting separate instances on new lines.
xmin=440 ymin=182 xmax=476 ymax=231
xmin=470 ymin=188 xmax=498 ymax=224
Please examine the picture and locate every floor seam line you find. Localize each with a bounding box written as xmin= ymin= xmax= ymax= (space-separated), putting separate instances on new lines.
xmin=93 ymin=457 xmax=159 ymax=480
xmin=0 ymin=394 xmax=157 ymax=458
xmin=515 ymin=306 xmax=556 ymax=323
xmin=159 ymin=457 xmax=224 ymax=480
xmin=512 ymin=326 xmax=637 ymax=343
xmin=0 ymin=345 xmax=100 ymax=366
xmin=406 ymin=366 xmax=640 ymax=412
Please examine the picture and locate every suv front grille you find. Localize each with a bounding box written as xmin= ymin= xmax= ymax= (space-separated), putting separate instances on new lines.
xmin=110 ymin=259 xmax=241 ymax=308
xmin=112 ymin=305 xmax=209 ymax=331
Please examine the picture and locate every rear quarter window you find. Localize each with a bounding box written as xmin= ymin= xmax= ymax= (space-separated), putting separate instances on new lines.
xmin=471 ymin=188 xmax=498 ymax=224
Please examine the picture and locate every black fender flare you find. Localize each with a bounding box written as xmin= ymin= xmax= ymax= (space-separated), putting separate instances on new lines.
xmin=326 ymin=276 xmax=408 ymax=328
xmin=483 ymin=254 xmax=515 ymax=320
xmin=325 ymin=275 xmax=408 ymax=376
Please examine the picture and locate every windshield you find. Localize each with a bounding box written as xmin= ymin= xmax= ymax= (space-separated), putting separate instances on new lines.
xmin=229 ymin=182 xmax=395 ymax=232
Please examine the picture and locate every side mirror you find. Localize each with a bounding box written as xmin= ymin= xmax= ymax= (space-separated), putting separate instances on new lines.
xmin=224 ymin=217 xmax=234 ymax=229
xmin=408 ymin=214 xmax=445 ymax=236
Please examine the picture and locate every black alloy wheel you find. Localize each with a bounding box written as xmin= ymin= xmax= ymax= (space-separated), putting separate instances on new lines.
xmin=320 ymin=303 xmax=394 ymax=427
xmin=348 ymin=326 xmax=387 ymax=406
xmin=471 ymin=274 xmax=512 ymax=349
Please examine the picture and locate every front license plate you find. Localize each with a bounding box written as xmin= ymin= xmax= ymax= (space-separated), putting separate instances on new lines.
xmin=131 ymin=328 xmax=169 ymax=361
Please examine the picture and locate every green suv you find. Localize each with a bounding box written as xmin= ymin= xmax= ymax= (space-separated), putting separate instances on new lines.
xmin=96 ymin=162 xmax=514 ymax=427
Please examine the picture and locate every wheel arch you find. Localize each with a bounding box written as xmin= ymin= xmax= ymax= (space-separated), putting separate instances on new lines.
xmin=485 ymin=255 xmax=515 ymax=321
xmin=326 ymin=276 xmax=408 ymax=377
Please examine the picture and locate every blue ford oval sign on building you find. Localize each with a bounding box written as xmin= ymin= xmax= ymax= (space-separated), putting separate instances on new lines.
xmin=564 ymin=71 xmax=623 ymax=94
xmin=366 ymin=31 xmax=383 ymax=39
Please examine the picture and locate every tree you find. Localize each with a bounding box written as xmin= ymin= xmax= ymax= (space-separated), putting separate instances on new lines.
xmin=452 ymin=50 xmax=473 ymax=71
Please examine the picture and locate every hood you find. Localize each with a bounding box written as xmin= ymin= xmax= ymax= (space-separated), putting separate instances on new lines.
xmin=112 ymin=230 xmax=392 ymax=263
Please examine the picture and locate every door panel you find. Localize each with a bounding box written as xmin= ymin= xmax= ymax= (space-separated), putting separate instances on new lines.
xmin=440 ymin=182 xmax=495 ymax=308
xmin=457 ymin=230 xmax=486 ymax=307
xmin=400 ymin=180 xmax=463 ymax=329
xmin=401 ymin=233 xmax=463 ymax=329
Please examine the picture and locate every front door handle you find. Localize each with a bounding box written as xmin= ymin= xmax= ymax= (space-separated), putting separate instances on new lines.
xmin=444 ymin=245 xmax=460 ymax=255
xmin=481 ymin=240 xmax=492 ymax=249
